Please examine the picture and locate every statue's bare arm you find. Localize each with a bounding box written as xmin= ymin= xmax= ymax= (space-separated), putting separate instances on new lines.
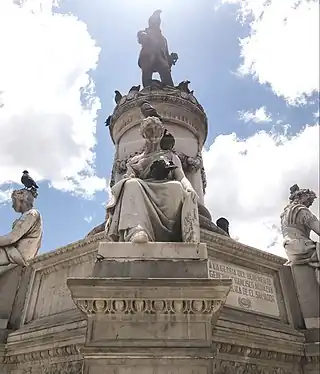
xmin=0 ymin=212 xmax=37 ymax=246
xmin=172 ymin=154 xmax=198 ymax=199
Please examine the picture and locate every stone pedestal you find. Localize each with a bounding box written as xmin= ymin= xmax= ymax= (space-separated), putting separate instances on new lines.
xmin=67 ymin=242 xmax=232 ymax=373
xmin=291 ymin=264 xmax=320 ymax=342
xmin=0 ymin=265 xmax=23 ymax=343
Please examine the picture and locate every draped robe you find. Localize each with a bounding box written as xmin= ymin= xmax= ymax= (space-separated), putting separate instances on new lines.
xmin=106 ymin=150 xmax=200 ymax=243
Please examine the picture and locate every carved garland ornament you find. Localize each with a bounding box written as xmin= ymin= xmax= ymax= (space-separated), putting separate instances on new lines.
xmin=75 ymin=298 xmax=222 ymax=315
xmin=214 ymin=361 xmax=299 ymax=374
xmin=216 ymin=343 xmax=302 ymax=363
xmin=110 ymin=149 xmax=208 ymax=194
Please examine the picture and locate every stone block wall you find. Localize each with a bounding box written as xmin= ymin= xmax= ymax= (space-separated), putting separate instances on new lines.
xmin=0 ymin=230 xmax=318 ymax=373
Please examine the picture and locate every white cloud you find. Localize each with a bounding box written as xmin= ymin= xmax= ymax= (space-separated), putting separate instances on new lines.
xmin=239 ymin=106 xmax=272 ymax=124
xmin=220 ymin=0 xmax=319 ymax=105
xmin=0 ymin=0 xmax=105 ymax=201
xmin=204 ymin=124 xmax=319 ymax=257
xmin=0 ymin=189 xmax=13 ymax=204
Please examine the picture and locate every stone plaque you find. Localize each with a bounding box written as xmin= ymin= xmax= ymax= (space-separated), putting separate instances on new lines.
xmin=208 ymin=259 xmax=280 ymax=317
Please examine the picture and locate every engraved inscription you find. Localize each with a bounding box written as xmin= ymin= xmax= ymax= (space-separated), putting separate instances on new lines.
xmin=208 ymin=260 xmax=280 ymax=317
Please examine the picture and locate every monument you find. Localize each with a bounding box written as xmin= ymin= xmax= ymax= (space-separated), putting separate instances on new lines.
xmin=280 ymin=184 xmax=320 ymax=336
xmin=0 ymin=9 xmax=319 ymax=374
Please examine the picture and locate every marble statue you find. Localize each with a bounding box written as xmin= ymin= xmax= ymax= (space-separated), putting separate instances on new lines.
xmin=105 ymin=116 xmax=200 ymax=243
xmin=280 ymin=184 xmax=320 ymax=282
xmin=137 ymin=9 xmax=178 ymax=88
xmin=0 ymin=188 xmax=42 ymax=275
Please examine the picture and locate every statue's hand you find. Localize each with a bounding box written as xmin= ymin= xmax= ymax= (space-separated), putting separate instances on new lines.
xmin=185 ymin=186 xmax=199 ymax=203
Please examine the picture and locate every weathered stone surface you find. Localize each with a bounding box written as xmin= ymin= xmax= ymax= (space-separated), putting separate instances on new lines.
xmin=68 ymin=277 xmax=232 ymax=373
xmin=0 ymin=230 xmax=318 ymax=373
xmin=0 ymin=266 xmax=23 ymax=342
xmin=94 ymin=242 xmax=209 ymax=278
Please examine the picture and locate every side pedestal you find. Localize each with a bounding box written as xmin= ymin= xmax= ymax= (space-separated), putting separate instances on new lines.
xmin=67 ymin=242 xmax=232 ymax=374
xmin=290 ymin=264 xmax=320 ymax=373
xmin=0 ymin=265 xmax=23 ymax=344
xmin=291 ymin=264 xmax=320 ymax=340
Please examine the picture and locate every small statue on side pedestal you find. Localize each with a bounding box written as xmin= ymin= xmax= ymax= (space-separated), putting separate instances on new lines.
xmin=105 ymin=115 xmax=200 ymax=244
xmin=0 ymin=188 xmax=42 ymax=276
xmin=137 ymin=10 xmax=178 ymax=88
xmin=280 ymin=184 xmax=320 ymax=283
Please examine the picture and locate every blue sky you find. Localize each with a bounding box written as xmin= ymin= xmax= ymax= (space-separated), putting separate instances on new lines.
xmin=0 ymin=0 xmax=319 ymax=255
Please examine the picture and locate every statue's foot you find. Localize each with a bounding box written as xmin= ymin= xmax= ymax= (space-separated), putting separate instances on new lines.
xmin=131 ymin=230 xmax=149 ymax=243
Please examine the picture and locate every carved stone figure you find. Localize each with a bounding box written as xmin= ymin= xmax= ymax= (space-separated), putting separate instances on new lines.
xmin=137 ymin=10 xmax=178 ymax=88
xmin=0 ymin=188 xmax=42 ymax=275
xmin=280 ymin=184 xmax=320 ymax=282
xmin=105 ymin=116 xmax=200 ymax=243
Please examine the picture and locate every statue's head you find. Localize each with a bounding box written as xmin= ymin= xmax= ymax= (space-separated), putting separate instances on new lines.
xmin=148 ymin=9 xmax=162 ymax=28
xmin=11 ymin=188 xmax=36 ymax=213
xmin=140 ymin=116 xmax=164 ymax=144
xmin=289 ymin=184 xmax=317 ymax=208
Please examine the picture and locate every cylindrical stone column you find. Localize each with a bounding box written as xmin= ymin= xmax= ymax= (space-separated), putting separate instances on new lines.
xmin=108 ymin=86 xmax=208 ymax=205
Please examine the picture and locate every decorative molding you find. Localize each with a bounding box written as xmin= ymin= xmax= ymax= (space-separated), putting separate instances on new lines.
xmin=110 ymin=86 xmax=206 ymax=126
xmin=75 ymin=299 xmax=222 ymax=315
xmin=29 ymin=232 xmax=106 ymax=265
xmin=109 ymin=89 xmax=208 ymax=146
xmin=40 ymin=251 xmax=97 ymax=275
xmin=4 ymin=345 xmax=81 ymax=365
xmin=41 ymin=361 xmax=83 ymax=374
xmin=214 ymin=360 xmax=301 ymax=374
xmin=203 ymin=231 xmax=286 ymax=269
xmin=24 ymin=229 xmax=284 ymax=273
xmin=110 ymin=149 xmax=207 ymax=193
xmin=304 ymin=355 xmax=320 ymax=365
xmin=216 ymin=343 xmax=303 ymax=364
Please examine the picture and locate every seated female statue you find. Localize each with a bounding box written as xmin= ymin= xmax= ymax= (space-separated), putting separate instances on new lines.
xmin=106 ymin=116 xmax=200 ymax=243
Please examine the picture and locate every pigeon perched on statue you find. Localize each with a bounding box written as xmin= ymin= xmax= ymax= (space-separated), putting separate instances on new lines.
xmin=129 ymin=85 xmax=140 ymax=92
xmin=21 ymin=170 xmax=39 ymax=197
xmin=148 ymin=157 xmax=177 ymax=180
xmin=21 ymin=170 xmax=38 ymax=189
xmin=176 ymin=80 xmax=191 ymax=93
xmin=140 ymin=101 xmax=161 ymax=119
xmin=160 ymin=129 xmax=175 ymax=150
xmin=105 ymin=115 xmax=112 ymax=127
xmin=114 ymin=90 xmax=122 ymax=105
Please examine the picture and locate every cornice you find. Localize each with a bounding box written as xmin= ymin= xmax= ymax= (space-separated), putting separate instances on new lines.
xmin=109 ymin=88 xmax=208 ymax=145
xmin=214 ymin=360 xmax=301 ymax=374
xmin=216 ymin=342 xmax=303 ymax=363
xmin=4 ymin=344 xmax=81 ymax=365
xmin=202 ymin=230 xmax=286 ymax=270
xmin=29 ymin=232 xmax=107 ymax=265
xmin=3 ymin=341 xmax=311 ymax=367
xmin=26 ymin=229 xmax=285 ymax=272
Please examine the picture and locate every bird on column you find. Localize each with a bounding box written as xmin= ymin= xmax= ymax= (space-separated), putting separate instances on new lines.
xmin=140 ymin=101 xmax=161 ymax=119
xmin=114 ymin=90 xmax=122 ymax=105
